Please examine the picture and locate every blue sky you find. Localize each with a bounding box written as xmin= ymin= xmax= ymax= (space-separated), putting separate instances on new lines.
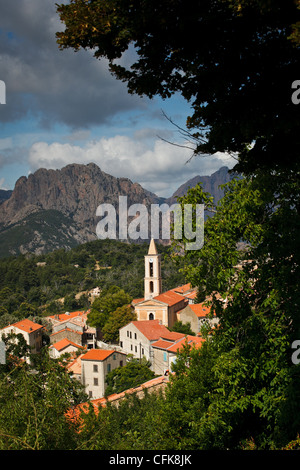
xmin=0 ymin=0 xmax=235 ymax=197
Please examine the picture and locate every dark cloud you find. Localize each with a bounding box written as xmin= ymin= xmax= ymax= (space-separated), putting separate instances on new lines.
xmin=0 ymin=0 xmax=146 ymax=128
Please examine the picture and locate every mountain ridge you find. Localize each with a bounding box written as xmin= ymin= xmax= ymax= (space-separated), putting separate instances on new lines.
xmin=0 ymin=163 xmax=232 ymax=257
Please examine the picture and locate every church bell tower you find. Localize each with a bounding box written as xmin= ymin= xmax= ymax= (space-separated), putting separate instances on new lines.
xmin=144 ymin=239 xmax=162 ymax=300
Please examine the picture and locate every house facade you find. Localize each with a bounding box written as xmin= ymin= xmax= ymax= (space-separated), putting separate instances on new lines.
xmin=0 ymin=318 xmax=43 ymax=360
xmin=119 ymin=319 xmax=184 ymax=369
xmin=81 ymin=348 xmax=126 ymax=399
xmin=49 ymin=338 xmax=83 ymax=359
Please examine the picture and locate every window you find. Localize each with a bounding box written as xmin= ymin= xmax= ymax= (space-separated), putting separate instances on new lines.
xmin=142 ymin=348 xmax=144 ymax=355
xmin=93 ymin=364 xmax=98 ymax=373
xmin=149 ymin=281 xmax=154 ymax=293
xmin=93 ymin=378 xmax=98 ymax=386
xmin=127 ymin=331 xmax=129 ymax=337
xmin=120 ymin=360 xmax=123 ymax=367
xmin=149 ymin=261 xmax=153 ymax=277
xmin=149 ymin=313 xmax=154 ymax=320
xmin=163 ymin=352 xmax=167 ymax=362
xmin=135 ymin=346 xmax=137 ymax=352
xmin=120 ymin=341 xmax=123 ymax=348
xmin=107 ymin=364 xmax=111 ymax=373
xmin=113 ymin=354 xmax=116 ymax=360
xmin=134 ymin=333 xmax=137 ymax=339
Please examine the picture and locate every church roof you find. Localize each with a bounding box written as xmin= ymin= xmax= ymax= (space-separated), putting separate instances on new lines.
xmin=148 ymin=238 xmax=158 ymax=255
xmin=154 ymin=290 xmax=187 ymax=307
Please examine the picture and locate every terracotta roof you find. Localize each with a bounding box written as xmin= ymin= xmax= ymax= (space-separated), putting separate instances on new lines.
xmin=66 ymin=375 xmax=169 ymax=425
xmin=189 ymin=303 xmax=212 ymax=317
xmin=152 ymin=334 xmax=204 ymax=353
xmin=171 ymin=283 xmax=192 ymax=294
xmin=132 ymin=297 xmax=144 ymax=305
xmin=50 ymin=338 xmax=82 ymax=352
xmin=130 ymin=320 xmax=171 ymax=341
xmin=81 ymin=349 xmax=125 ymax=362
xmin=160 ymin=330 xmax=185 ymax=341
xmin=2 ymin=318 xmax=43 ymax=334
xmin=50 ymin=328 xmax=83 ymax=337
xmin=184 ymin=290 xmax=198 ymax=300
xmin=48 ymin=310 xmax=88 ymax=322
xmin=151 ymin=339 xmax=175 ymax=350
xmin=167 ymin=335 xmax=204 ymax=353
xmin=67 ymin=354 xmax=84 ymax=375
xmin=154 ymin=290 xmax=187 ymax=306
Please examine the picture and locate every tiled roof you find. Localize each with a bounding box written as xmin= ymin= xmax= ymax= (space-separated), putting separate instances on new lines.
xmin=81 ymin=349 xmax=125 ymax=361
xmin=67 ymin=354 xmax=84 ymax=375
xmin=132 ymin=297 xmax=144 ymax=305
xmin=48 ymin=310 xmax=88 ymax=323
xmin=189 ymin=303 xmax=212 ymax=317
xmin=150 ymin=339 xmax=174 ymax=350
xmin=152 ymin=334 xmax=204 ymax=353
xmin=167 ymin=335 xmax=204 ymax=353
xmin=171 ymin=283 xmax=192 ymax=294
xmin=130 ymin=320 xmax=171 ymax=341
xmin=2 ymin=318 xmax=43 ymax=334
xmin=50 ymin=328 xmax=83 ymax=337
xmin=66 ymin=375 xmax=169 ymax=425
xmin=50 ymin=338 xmax=82 ymax=352
xmin=154 ymin=290 xmax=187 ymax=306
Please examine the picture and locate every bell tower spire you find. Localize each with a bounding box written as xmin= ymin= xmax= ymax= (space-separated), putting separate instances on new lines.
xmin=144 ymin=239 xmax=162 ymax=300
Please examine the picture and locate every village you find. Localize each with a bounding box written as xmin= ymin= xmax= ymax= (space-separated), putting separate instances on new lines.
xmin=0 ymin=239 xmax=219 ymax=407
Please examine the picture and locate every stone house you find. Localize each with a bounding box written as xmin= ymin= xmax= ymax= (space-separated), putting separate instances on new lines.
xmin=49 ymin=338 xmax=84 ymax=359
xmin=178 ymin=302 xmax=219 ymax=335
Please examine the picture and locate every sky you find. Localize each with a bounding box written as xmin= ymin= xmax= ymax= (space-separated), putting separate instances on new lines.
xmin=0 ymin=0 xmax=236 ymax=198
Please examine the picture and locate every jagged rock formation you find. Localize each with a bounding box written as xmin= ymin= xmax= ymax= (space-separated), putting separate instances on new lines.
xmin=0 ymin=163 xmax=232 ymax=257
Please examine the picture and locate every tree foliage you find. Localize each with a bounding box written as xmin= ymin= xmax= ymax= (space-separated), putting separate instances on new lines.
xmin=56 ymin=0 xmax=299 ymax=175
xmin=87 ymin=285 xmax=132 ymax=329
xmin=105 ymin=358 xmax=155 ymax=396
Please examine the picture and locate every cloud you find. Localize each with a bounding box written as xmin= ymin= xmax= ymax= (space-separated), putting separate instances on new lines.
xmin=28 ymin=134 xmax=236 ymax=197
xmin=0 ymin=0 xmax=147 ymax=128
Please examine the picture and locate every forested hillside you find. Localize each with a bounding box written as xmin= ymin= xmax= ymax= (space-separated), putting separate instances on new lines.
xmin=0 ymin=239 xmax=185 ymax=328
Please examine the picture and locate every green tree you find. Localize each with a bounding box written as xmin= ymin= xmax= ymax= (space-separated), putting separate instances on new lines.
xmin=87 ymin=286 xmax=132 ymax=329
xmin=56 ymin=0 xmax=299 ymax=175
xmin=102 ymin=304 xmax=136 ymax=343
xmin=169 ymin=321 xmax=195 ymax=336
xmin=105 ymin=358 xmax=155 ymax=396
xmin=0 ymin=349 xmax=87 ymax=450
xmin=169 ymin=174 xmax=300 ymax=449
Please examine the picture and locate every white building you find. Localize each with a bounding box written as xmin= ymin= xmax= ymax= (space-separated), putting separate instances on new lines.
xmin=119 ymin=319 xmax=183 ymax=367
xmin=81 ymin=348 xmax=126 ymax=399
xmin=0 ymin=318 xmax=43 ymax=361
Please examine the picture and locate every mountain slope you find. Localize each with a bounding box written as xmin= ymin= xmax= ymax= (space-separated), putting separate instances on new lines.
xmin=0 ymin=163 xmax=233 ymax=257
xmin=166 ymin=166 xmax=234 ymax=205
